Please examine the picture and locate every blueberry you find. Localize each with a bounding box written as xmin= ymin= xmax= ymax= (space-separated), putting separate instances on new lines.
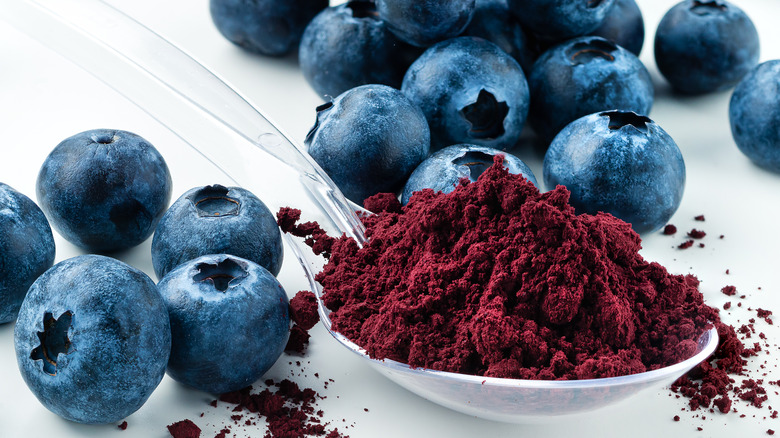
xmin=0 ymin=184 xmax=55 ymax=324
xmin=36 ymin=129 xmax=172 ymax=253
xmin=507 ymin=0 xmax=615 ymax=41
xmin=590 ymin=0 xmax=645 ymax=56
xmin=209 ymin=0 xmax=328 ymax=57
xmin=528 ymin=36 xmax=654 ymax=145
xmin=376 ymin=0 xmax=475 ymax=47
xmin=401 ymin=144 xmax=538 ymax=205
xmin=305 ymin=84 xmax=430 ymax=205
xmin=729 ymin=60 xmax=780 ymax=172
xmin=299 ymin=1 xmax=421 ymax=99
xmin=654 ymin=0 xmax=760 ymax=95
xmin=543 ymin=111 xmax=685 ymax=234
xmin=463 ymin=0 xmax=536 ymax=73
xmin=402 ymin=37 xmax=529 ymax=151
xmin=14 ymin=255 xmax=170 ymax=424
xmin=152 ymin=184 xmax=283 ymax=280
xmin=157 ymin=254 xmax=289 ymax=394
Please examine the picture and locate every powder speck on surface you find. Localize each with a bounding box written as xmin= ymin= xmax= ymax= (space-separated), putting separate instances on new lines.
xmin=688 ymin=229 xmax=706 ymax=239
xmin=167 ymin=419 xmax=201 ymax=438
xmin=663 ymin=224 xmax=677 ymax=235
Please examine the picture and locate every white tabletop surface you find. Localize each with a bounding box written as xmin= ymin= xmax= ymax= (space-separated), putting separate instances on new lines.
xmin=2 ymin=0 xmax=780 ymax=437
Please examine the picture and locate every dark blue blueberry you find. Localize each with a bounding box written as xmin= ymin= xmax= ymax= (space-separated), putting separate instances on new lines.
xmin=14 ymin=255 xmax=170 ymax=424
xmin=157 ymin=254 xmax=289 ymax=394
xmin=528 ymin=36 xmax=654 ymax=145
xmin=654 ymin=0 xmax=760 ymax=95
xmin=151 ymin=184 xmax=283 ymax=280
xmin=36 ymin=129 xmax=172 ymax=253
xmin=590 ymin=0 xmax=645 ymax=56
xmin=729 ymin=60 xmax=780 ymax=172
xmin=507 ymin=0 xmax=615 ymax=41
xmin=464 ymin=0 xmax=536 ymax=73
xmin=299 ymin=1 xmax=421 ymax=99
xmin=376 ymin=0 xmax=475 ymax=47
xmin=402 ymin=37 xmax=529 ymax=151
xmin=306 ymin=84 xmax=430 ymax=205
xmin=0 ymin=184 xmax=55 ymax=324
xmin=210 ymin=0 xmax=328 ymax=56
xmin=543 ymin=111 xmax=685 ymax=234
xmin=401 ymin=144 xmax=538 ymax=205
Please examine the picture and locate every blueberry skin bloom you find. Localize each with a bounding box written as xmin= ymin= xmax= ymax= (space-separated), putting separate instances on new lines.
xmin=590 ymin=0 xmax=645 ymax=56
xmin=299 ymin=1 xmax=418 ymax=99
xmin=507 ymin=0 xmax=615 ymax=41
xmin=464 ymin=0 xmax=536 ymax=73
xmin=306 ymin=84 xmax=430 ymax=205
xmin=543 ymin=111 xmax=685 ymax=234
xmin=14 ymin=255 xmax=171 ymax=424
xmin=158 ymin=254 xmax=289 ymax=394
xmin=528 ymin=36 xmax=653 ymax=145
xmin=729 ymin=60 xmax=780 ymax=172
xmin=152 ymin=184 xmax=283 ymax=280
xmin=0 ymin=184 xmax=55 ymax=324
xmin=654 ymin=0 xmax=760 ymax=95
xmin=36 ymin=129 xmax=172 ymax=252
xmin=210 ymin=0 xmax=328 ymax=56
xmin=402 ymin=37 xmax=529 ymax=151
xmin=401 ymin=144 xmax=538 ymax=205
xmin=376 ymin=0 xmax=475 ymax=47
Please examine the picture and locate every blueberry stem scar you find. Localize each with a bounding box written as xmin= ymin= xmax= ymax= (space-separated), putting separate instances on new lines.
xmin=31 ymin=311 xmax=74 ymax=376
xmin=193 ymin=258 xmax=248 ymax=292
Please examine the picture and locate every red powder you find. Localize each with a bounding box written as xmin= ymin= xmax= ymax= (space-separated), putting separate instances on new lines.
xmin=688 ymin=229 xmax=706 ymax=239
xmin=695 ymin=215 xmax=705 ymax=221
xmin=722 ymin=286 xmax=737 ymax=296
xmin=285 ymin=290 xmax=321 ymax=354
xmin=167 ymin=420 xmax=201 ymax=438
xmin=663 ymin=224 xmax=677 ymax=235
xmin=679 ymin=240 xmax=694 ymax=249
xmin=768 ymin=430 xmax=775 ymax=436
xmin=279 ymin=157 xmax=722 ymax=381
xmin=118 ymin=421 xmax=128 ymax=430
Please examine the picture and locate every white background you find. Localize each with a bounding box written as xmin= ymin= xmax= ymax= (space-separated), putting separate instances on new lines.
xmin=1 ymin=0 xmax=780 ymax=437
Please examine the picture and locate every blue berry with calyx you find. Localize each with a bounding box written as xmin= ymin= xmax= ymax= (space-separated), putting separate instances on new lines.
xmin=528 ymin=36 xmax=653 ymax=145
xmin=401 ymin=144 xmax=538 ymax=205
xmin=14 ymin=255 xmax=170 ymax=424
xmin=543 ymin=111 xmax=685 ymax=234
xmin=376 ymin=0 xmax=476 ymax=47
xmin=507 ymin=0 xmax=615 ymax=42
xmin=402 ymin=36 xmax=529 ymax=152
xmin=299 ymin=1 xmax=421 ymax=99
xmin=729 ymin=60 xmax=780 ymax=172
xmin=36 ymin=129 xmax=172 ymax=253
xmin=152 ymin=184 xmax=283 ymax=280
xmin=590 ymin=0 xmax=645 ymax=56
xmin=306 ymin=84 xmax=430 ymax=206
xmin=464 ymin=0 xmax=536 ymax=73
xmin=0 ymin=183 xmax=55 ymax=324
xmin=158 ymin=254 xmax=289 ymax=394
xmin=210 ymin=0 xmax=328 ymax=57
xmin=654 ymin=0 xmax=760 ymax=95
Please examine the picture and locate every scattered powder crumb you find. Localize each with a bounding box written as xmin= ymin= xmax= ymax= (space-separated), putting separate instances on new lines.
xmin=663 ymin=224 xmax=677 ymax=235
xmin=688 ymin=229 xmax=706 ymax=239
xmin=678 ymin=240 xmax=694 ymax=249
xmin=674 ymin=415 xmax=681 ymax=421
xmin=285 ymin=290 xmax=321 ymax=354
xmin=118 ymin=421 xmax=128 ymax=430
xmin=167 ymin=419 xmax=201 ymax=438
xmin=695 ymin=215 xmax=705 ymax=221
xmin=769 ymin=430 xmax=775 ymax=436
xmin=724 ymin=302 xmax=732 ymax=310
xmin=722 ymin=286 xmax=737 ymax=296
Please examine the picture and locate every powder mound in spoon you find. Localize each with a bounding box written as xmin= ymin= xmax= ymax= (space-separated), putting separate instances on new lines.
xmin=279 ymin=156 xmax=729 ymax=381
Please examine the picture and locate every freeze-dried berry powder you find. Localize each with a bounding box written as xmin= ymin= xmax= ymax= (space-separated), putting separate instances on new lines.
xmin=167 ymin=419 xmax=201 ymax=438
xmin=688 ymin=229 xmax=706 ymax=239
xmin=722 ymin=286 xmax=737 ymax=296
xmin=279 ymin=157 xmax=724 ymax=380
xmin=679 ymin=240 xmax=694 ymax=249
xmin=663 ymin=224 xmax=677 ymax=235
xmin=695 ymin=215 xmax=705 ymax=221
xmin=285 ymin=290 xmax=321 ymax=354
xmin=118 ymin=421 xmax=128 ymax=430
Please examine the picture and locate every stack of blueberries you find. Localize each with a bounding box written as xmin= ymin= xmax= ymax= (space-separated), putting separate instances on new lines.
xmin=3 ymin=129 xmax=290 ymax=424
xmin=212 ymin=0 xmax=778 ymax=235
